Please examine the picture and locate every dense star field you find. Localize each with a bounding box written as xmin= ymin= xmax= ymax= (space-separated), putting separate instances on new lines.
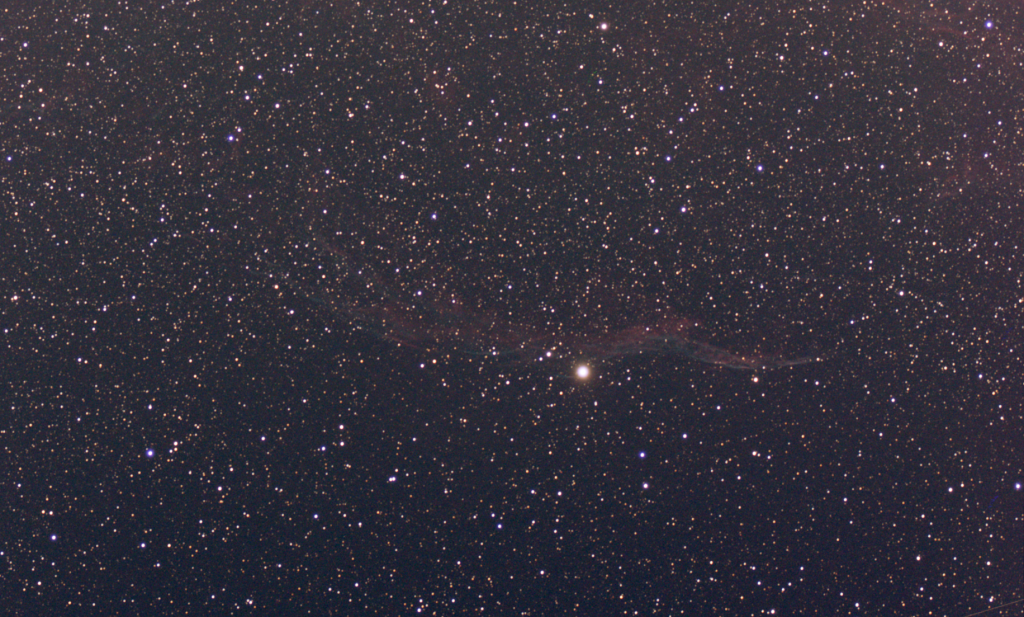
xmin=1 ymin=0 xmax=1022 ymax=615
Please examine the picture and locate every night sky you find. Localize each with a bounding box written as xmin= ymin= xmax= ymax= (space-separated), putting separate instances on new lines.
xmin=2 ymin=0 xmax=1022 ymax=615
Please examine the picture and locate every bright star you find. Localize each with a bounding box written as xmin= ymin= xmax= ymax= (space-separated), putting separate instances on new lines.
xmin=576 ymin=365 xmax=590 ymax=379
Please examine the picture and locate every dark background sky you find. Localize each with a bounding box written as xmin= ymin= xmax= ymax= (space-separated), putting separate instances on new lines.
xmin=1 ymin=0 xmax=1021 ymax=615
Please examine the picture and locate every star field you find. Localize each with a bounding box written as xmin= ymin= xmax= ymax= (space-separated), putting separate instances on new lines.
xmin=1 ymin=1 xmax=1022 ymax=615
